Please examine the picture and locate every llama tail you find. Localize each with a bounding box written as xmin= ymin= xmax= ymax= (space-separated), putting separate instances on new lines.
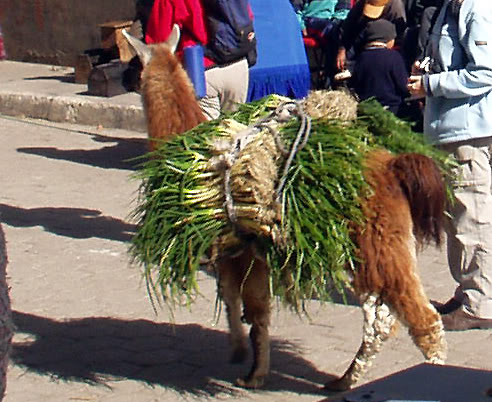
xmin=388 ymin=153 xmax=447 ymax=247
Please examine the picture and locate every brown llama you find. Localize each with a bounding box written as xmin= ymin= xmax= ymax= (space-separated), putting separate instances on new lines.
xmin=124 ymin=29 xmax=447 ymax=392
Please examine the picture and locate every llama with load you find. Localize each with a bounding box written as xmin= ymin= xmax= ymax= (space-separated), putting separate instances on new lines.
xmin=123 ymin=26 xmax=449 ymax=392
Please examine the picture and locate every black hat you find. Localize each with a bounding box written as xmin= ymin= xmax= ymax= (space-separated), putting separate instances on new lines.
xmin=364 ymin=19 xmax=397 ymax=43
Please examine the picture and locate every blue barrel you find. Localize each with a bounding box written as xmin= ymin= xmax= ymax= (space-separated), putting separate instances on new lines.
xmin=183 ymin=45 xmax=207 ymax=99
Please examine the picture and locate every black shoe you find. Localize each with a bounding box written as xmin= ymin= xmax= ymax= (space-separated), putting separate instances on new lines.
xmin=441 ymin=309 xmax=492 ymax=331
xmin=431 ymin=298 xmax=462 ymax=315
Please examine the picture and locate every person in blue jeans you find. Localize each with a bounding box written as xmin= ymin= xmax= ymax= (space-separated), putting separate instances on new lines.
xmin=350 ymin=19 xmax=409 ymax=114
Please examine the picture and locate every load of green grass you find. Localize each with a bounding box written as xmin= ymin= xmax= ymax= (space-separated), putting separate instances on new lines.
xmin=130 ymin=92 xmax=455 ymax=309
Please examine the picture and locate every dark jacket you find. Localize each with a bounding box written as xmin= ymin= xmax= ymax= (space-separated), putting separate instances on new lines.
xmin=351 ymin=46 xmax=409 ymax=114
xmin=339 ymin=0 xmax=406 ymax=55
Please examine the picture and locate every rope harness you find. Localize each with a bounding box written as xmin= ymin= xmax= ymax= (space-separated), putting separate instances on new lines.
xmin=220 ymin=101 xmax=312 ymax=225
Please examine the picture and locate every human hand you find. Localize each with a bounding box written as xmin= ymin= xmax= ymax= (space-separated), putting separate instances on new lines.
xmin=411 ymin=57 xmax=430 ymax=75
xmin=407 ymin=75 xmax=426 ymax=98
xmin=336 ymin=48 xmax=346 ymax=71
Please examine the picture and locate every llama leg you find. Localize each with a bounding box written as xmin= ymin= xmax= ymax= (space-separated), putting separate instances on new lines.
xmin=396 ymin=284 xmax=447 ymax=365
xmin=217 ymin=260 xmax=248 ymax=364
xmin=325 ymin=294 xmax=396 ymax=391
xmin=235 ymin=255 xmax=271 ymax=388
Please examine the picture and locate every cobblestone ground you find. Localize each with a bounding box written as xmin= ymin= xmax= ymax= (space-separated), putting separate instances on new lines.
xmin=1 ymin=116 xmax=491 ymax=402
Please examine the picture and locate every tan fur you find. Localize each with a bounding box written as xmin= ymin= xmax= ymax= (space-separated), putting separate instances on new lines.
xmin=139 ymin=44 xmax=447 ymax=391
xmin=141 ymin=45 xmax=206 ymax=151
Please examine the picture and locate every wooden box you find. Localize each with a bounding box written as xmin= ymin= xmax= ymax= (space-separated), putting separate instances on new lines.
xmin=99 ymin=20 xmax=134 ymax=63
xmin=75 ymin=54 xmax=94 ymax=84
xmin=74 ymin=48 xmax=117 ymax=84
xmin=87 ymin=60 xmax=127 ymax=97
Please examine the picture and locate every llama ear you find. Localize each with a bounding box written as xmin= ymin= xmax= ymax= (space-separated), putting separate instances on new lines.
xmin=121 ymin=29 xmax=152 ymax=66
xmin=165 ymin=24 xmax=181 ymax=54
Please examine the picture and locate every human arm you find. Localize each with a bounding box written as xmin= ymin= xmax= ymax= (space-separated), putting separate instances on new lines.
xmin=145 ymin=0 xmax=176 ymax=43
xmin=424 ymin=1 xmax=492 ymax=99
xmin=335 ymin=2 xmax=362 ymax=70
xmin=392 ymin=52 xmax=411 ymax=98
xmin=338 ymin=1 xmax=363 ymax=50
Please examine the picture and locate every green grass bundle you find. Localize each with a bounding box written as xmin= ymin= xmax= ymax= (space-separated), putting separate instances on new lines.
xmin=130 ymin=93 xmax=455 ymax=308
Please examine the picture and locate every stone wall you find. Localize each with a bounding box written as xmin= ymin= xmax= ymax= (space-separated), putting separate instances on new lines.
xmin=0 ymin=0 xmax=136 ymax=66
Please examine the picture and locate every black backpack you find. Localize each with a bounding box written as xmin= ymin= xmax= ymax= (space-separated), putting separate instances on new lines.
xmin=202 ymin=0 xmax=258 ymax=67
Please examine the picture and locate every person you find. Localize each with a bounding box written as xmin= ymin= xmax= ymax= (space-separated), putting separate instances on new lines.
xmin=290 ymin=0 xmax=351 ymax=88
xmin=335 ymin=0 xmax=407 ymax=77
xmin=407 ymin=0 xmax=492 ymax=330
xmin=0 ymin=23 xmax=6 ymax=61
xmin=349 ymin=19 xmax=409 ymax=114
xmin=291 ymin=0 xmax=350 ymax=38
xmin=413 ymin=0 xmax=443 ymax=61
xmin=144 ymin=0 xmax=251 ymax=120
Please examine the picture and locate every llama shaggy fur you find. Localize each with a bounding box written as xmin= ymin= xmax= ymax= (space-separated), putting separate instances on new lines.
xmin=142 ymin=45 xmax=206 ymax=150
xmin=132 ymin=32 xmax=448 ymax=391
xmin=214 ymin=150 xmax=447 ymax=390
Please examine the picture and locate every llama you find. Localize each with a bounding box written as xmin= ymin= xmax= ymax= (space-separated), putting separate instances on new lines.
xmin=124 ymin=28 xmax=447 ymax=391
xmin=214 ymin=149 xmax=447 ymax=390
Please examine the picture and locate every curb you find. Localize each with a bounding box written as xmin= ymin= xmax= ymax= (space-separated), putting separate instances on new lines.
xmin=0 ymin=91 xmax=146 ymax=132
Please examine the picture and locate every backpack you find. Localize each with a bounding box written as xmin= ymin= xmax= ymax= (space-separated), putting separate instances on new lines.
xmin=202 ymin=0 xmax=258 ymax=67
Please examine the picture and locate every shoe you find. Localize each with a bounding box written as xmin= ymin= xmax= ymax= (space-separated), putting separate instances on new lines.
xmin=431 ymin=297 xmax=462 ymax=314
xmin=441 ymin=308 xmax=492 ymax=331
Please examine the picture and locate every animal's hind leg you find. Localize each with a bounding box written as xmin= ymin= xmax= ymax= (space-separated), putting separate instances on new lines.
xmin=394 ymin=278 xmax=447 ymax=365
xmin=325 ymin=294 xmax=397 ymax=392
xmin=217 ymin=259 xmax=248 ymax=364
xmin=235 ymin=252 xmax=271 ymax=389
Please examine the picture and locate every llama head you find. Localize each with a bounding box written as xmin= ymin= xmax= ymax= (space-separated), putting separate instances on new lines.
xmin=122 ymin=24 xmax=181 ymax=67
xmin=122 ymin=24 xmax=206 ymax=148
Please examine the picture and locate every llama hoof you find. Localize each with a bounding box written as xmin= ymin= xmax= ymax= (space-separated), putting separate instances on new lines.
xmin=235 ymin=375 xmax=265 ymax=389
xmin=324 ymin=377 xmax=351 ymax=392
xmin=230 ymin=347 xmax=248 ymax=364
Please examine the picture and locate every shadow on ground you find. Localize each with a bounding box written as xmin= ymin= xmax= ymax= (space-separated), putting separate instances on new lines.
xmin=11 ymin=311 xmax=335 ymax=397
xmin=0 ymin=204 xmax=135 ymax=242
xmin=17 ymin=131 xmax=148 ymax=171
xmin=23 ymin=74 xmax=75 ymax=84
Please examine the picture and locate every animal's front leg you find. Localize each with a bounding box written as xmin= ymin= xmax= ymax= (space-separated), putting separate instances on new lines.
xmin=236 ymin=316 xmax=270 ymax=388
xmin=325 ymin=294 xmax=396 ymax=391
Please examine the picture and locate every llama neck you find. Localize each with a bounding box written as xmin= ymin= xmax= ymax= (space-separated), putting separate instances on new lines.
xmin=142 ymin=47 xmax=207 ymax=150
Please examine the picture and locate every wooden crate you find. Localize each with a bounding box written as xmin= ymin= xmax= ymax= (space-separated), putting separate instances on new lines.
xmin=74 ymin=48 xmax=117 ymax=84
xmin=87 ymin=60 xmax=127 ymax=97
xmin=99 ymin=20 xmax=134 ymax=63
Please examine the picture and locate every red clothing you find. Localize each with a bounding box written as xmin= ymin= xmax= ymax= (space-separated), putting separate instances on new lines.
xmin=145 ymin=0 xmax=216 ymax=68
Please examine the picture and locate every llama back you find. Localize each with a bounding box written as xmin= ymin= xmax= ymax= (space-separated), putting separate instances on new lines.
xmin=141 ymin=46 xmax=207 ymax=150
xmin=388 ymin=152 xmax=446 ymax=247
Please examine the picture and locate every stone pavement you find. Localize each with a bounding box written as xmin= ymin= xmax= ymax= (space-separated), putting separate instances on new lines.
xmin=0 ymin=60 xmax=491 ymax=402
